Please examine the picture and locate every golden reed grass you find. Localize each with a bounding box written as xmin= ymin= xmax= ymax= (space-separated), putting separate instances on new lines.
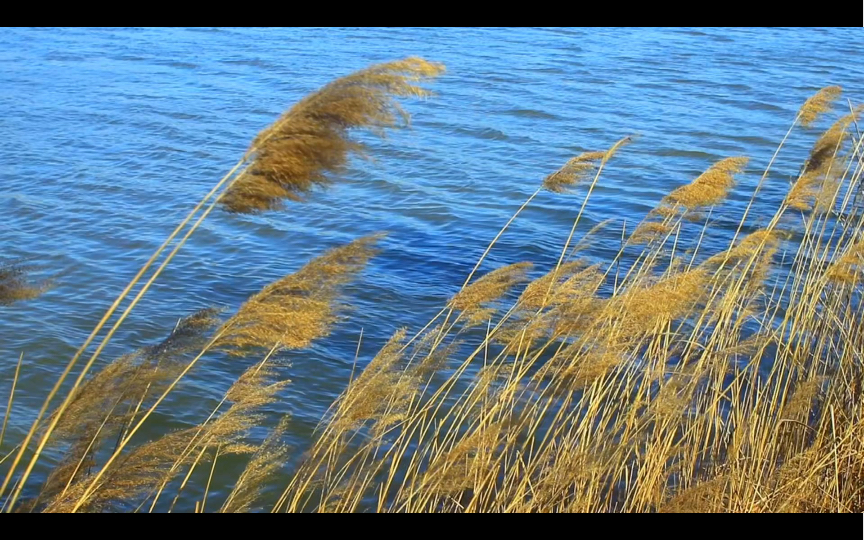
xmin=0 ymin=57 xmax=442 ymax=509
xmin=2 ymin=75 xmax=864 ymax=513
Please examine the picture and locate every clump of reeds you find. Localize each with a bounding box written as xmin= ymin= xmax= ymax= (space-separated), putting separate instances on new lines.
xmin=220 ymin=58 xmax=445 ymax=213
xmin=7 ymin=77 xmax=864 ymax=515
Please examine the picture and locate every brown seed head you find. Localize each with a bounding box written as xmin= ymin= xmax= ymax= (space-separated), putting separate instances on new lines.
xmin=221 ymin=58 xmax=444 ymax=213
xmin=798 ymin=86 xmax=842 ymax=128
xmin=662 ymin=157 xmax=749 ymax=211
xmin=218 ymin=234 xmax=384 ymax=354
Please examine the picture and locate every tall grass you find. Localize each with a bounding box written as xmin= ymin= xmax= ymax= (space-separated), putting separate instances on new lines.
xmin=1 ymin=59 xmax=863 ymax=512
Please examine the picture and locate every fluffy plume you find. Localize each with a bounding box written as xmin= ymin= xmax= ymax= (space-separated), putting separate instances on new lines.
xmin=603 ymin=268 xmax=708 ymax=338
xmin=43 ymin=428 xmax=196 ymax=513
xmin=805 ymin=107 xmax=862 ymax=174
xmin=662 ymin=157 xmax=749 ymax=212
xmin=706 ymin=229 xmax=781 ymax=267
xmin=46 ymin=358 xmax=290 ymax=512
xmin=221 ymin=417 xmax=291 ymax=513
xmin=542 ymin=137 xmax=632 ymax=194
xmin=330 ymin=329 xmax=418 ymax=434
xmin=218 ymin=234 xmax=384 ymax=353
xmin=517 ymin=261 xmax=586 ymax=310
xmin=220 ymin=58 xmax=444 ymax=213
xmin=35 ymin=308 xmax=222 ymax=508
xmin=543 ymin=153 xmax=606 ymax=194
xmin=448 ymin=262 xmax=533 ymax=327
xmin=628 ymin=221 xmax=674 ymax=246
xmin=826 ymin=239 xmax=864 ymax=285
xmin=785 ymin=170 xmax=823 ymax=212
xmin=787 ymin=107 xmax=863 ymax=211
xmin=0 ymin=260 xmax=51 ymax=306
xmin=798 ymin=86 xmax=842 ymax=128
xmin=51 ymin=308 xmax=223 ymax=442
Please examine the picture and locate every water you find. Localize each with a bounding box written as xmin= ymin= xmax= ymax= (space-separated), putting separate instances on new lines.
xmin=2 ymin=27 xmax=863 ymax=510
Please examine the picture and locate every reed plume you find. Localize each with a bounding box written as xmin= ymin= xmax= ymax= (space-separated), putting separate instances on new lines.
xmin=603 ymin=268 xmax=708 ymax=338
xmin=516 ymin=261 xmax=586 ymax=310
xmin=220 ymin=58 xmax=445 ymax=213
xmin=662 ymin=157 xmax=749 ymax=212
xmin=542 ymin=152 xmax=607 ymax=194
xmin=330 ymin=329 xmax=416 ymax=433
xmin=46 ymin=356 xmax=290 ymax=512
xmin=221 ymin=417 xmax=291 ymax=513
xmin=786 ymin=108 xmax=862 ymax=211
xmin=798 ymin=86 xmax=842 ymax=128
xmin=826 ymin=238 xmax=864 ymax=285
xmin=0 ymin=261 xmax=50 ymax=306
xmin=217 ymin=234 xmax=384 ymax=353
xmin=31 ymin=308 xmax=222 ymax=509
xmin=447 ymin=262 xmax=533 ymax=327
xmin=706 ymin=229 xmax=781 ymax=267
xmin=628 ymin=221 xmax=674 ymax=246
xmin=50 ymin=308 xmax=223 ymax=441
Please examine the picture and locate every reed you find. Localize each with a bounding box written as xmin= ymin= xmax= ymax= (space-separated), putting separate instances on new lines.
xmin=3 ymin=78 xmax=864 ymax=513
xmin=0 ymin=57 xmax=442 ymax=509
xmin=0 ymin=261 xmax=50 ymax=306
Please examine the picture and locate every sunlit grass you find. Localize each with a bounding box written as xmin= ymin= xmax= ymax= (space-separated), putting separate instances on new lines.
xmin=1 ymin=64 xmax=863 ymax=513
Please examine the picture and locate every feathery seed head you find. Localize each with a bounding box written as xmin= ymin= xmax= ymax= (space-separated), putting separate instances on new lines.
xmin=218 ymin=234 xmax=384 ymax=354
xmin=0 ymin=261 xmax=51 ymax=306
xmin=662 ymin=157 xmax=749 ymax=212
xmin=798 ymin=86 xmax=842 ymax=128
xmin=221 ymin=58 xmax=444 ymax=213
xmin=448 ymin=262 xmax=533 ymax=326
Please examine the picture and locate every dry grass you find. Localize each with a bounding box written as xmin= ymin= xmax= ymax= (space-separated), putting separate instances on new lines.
xmin=3 ymin=77 xmax=864 ymax=514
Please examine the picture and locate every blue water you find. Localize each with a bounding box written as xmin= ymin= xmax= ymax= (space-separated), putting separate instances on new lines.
xmin=2 ymin=27 xmax=863 ymax=509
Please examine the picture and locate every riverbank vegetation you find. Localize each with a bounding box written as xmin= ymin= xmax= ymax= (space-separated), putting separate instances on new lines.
xmin=2 ymin=59 xmax=863 ymax=512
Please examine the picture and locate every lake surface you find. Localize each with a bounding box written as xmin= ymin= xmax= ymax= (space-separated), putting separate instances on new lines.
xmin=2 ymin=27 xmax=863 ymax=510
